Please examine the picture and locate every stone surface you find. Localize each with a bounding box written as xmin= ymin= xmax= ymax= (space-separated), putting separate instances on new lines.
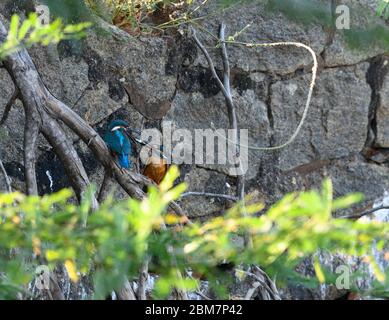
xmin=375 ymin=62 xmax=389 ymax=147
xmin=191 ymin=0 xmax=327 ymax=75
xmin=323 ymin=0 xmax=387 ymax=67
xmin=176 ymin=165 xmax=237 ymax=218
xmin=271 ymin=63 xmax=371 ymax=171
xmin=74 ymin=30 xmax=178 ymax=120
xmin=164 ymin=84 xmax=270 ymax=180
xmin=1 ymin=0 xmax=389 ymax=300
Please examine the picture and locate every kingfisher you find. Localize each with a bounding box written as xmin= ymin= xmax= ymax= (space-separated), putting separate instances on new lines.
xmin=143 ymin=146 xmax=168 ymax=185
xmin=103 ymin=119 xmax=132 ymax=169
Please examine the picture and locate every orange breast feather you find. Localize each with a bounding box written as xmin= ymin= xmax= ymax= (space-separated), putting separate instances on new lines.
xmin=143 ymin=156 xmax=168 ymax=185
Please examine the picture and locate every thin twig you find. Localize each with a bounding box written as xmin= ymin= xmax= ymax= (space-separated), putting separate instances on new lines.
xmin=195 ymin=290 xmax=212 ymax=300
xmin=339 ymin=206 xmax=389 ymax=220
xmin=220 ymin=23 xmax=249 ymax=247
xmin=181 ymin=191 xmax=238 ymax=201
xmin=0 ymin=155 xmax=12 ymax=193
xmin=191 ymin=27 xmax=229 ymax=99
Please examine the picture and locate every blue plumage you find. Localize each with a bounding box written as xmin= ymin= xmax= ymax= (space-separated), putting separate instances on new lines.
xmin=118 ymin=153 xmax=129 ymax=168
xmin=104 ymin=120 xmax=132 ymax=169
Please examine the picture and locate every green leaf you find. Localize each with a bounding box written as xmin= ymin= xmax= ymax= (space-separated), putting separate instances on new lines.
xmin=313 ymin=255 xmax=325 ymax=284
xmin=18 ymin=20 xmax=32 ymax=41
xmin=333 ymin=193 xmax=364 ymax=210
xmin=377 ymin=1 xmax=388 ymax=17
xmin=8 ymin=15 xmax=20 ymax=40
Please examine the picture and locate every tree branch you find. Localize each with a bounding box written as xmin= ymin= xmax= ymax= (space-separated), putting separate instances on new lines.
xmin=116 ymin=280 xmax=137 ymax=300
xmin=98 ymin=170 xmax=114 ymax=203
xmin=41 ymin=114 xmax=97 ymax=208
xmin=23 ymin=111 xmax=40 ymax=195
xmin=0 ymin=15 xmax=186 ymax=219
xmin=192 ymin=23 xmax=248 ymax=244
xmin=137 ymin=259 xmax=149 ymax=300
xmin=192 ymin=23 xmax=281 ymax=300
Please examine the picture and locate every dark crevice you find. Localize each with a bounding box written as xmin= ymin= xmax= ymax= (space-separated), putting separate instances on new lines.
xmin=323 ymin=62 xmax=366 ymax=70
xmin=124 ymin=86 xmax=133 ymax=105
xmin=3 ymin=161 xmax=24 ymax=181
xmin=178 ymin=66 xmax=222 ymax=98
xmin=364 ymin=55 xmax=389 ymax=148
xmin=195 ymin=164 xmax=233 ymax=177
xmin=108 ymin=79 xmax=126 ymax=102
xmin=265 ymin=75 xmax=275 ymax=145
xmin=320 ymin=0 xmax=337 ymax=62
xmin=230 ymin=69 xmax=255 ymax=96
xmin=170 ymin=74 xmax=180 ymax=103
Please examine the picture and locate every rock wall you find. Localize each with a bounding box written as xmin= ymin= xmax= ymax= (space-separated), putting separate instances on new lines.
xmin=2 ymin=0 xmax=387 ymax=217
xmin=1 ymin=0 xmax=389 ymax=300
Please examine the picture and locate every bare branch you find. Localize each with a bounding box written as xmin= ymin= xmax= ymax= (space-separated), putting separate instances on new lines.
xmin=220 ymin=23 xmax=232 ymax=106
xmin=116 ymin=280 xmax=137 ymax=300
xmin=193 ymin=23 xmax=282 ymax=299
xmin=219 ymin=23 xmax=244 ymax=192
xmin=0 ymin=154 xmax=12 ymax=193
xmin=244 ymin=281 xmax=261 ymax=300
xmin=181 ymin=191 xmax=238 ymax=202
xmin=236 ymin=267 xmax=281 ymax=300
xmin=23 ymin=112 xmax=40 ymax=195
xmin=339 ymin=206 xmax=389 ymax=220
xmin=190 ymin=27 xmax=228 ymax=98
xmin=0 ymin=87 xmax=19 ymax=126
xmin=98 ymin=170 xmax=114 ymax=203
xmin=219 ymin=23 xmax=248 ymax=245
xmin=0 ymin=15 xmax=188 ymax=219
xmin=49 ymin=272 xmax=65 ymax=300
xmin=137 ymin=259 xmax=149 ymax=300
xmin=41 ymin=114 xmax=94 ymax=204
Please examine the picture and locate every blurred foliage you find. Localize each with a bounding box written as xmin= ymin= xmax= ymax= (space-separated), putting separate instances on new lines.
xmin=36 ymin=0 xmax=389 ymax=52
xmin=377 ymin=0 xmax=389 ymax=19
xmin=265 ymin=0 xmax=333 ymax=26
xmin=266 ymin=0 xmax=389 ymax=51
xmin=1 ymin=166 xmax=389 ymax=299
xmin=39 ymin=0 xmax=94 ymax=24
xmin=217 ymin=0 xmax=389 ymax=52
xmin=0 ymin=13 xmax=91 ymax=59
xmin=41 ymin=0 xmax=194 ymax=34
